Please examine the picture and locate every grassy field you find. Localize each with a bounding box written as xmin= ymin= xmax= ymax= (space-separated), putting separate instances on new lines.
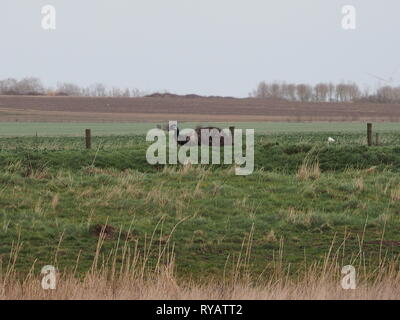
xmin=1 ymin=121 xmax=400 ymax=136
xmin=1 ymin=124 xmax=400 ymax=283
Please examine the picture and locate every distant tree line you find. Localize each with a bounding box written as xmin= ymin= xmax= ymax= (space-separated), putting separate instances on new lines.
xmin=250 ymin=81 xmax=400 ymax=103
xmin=0 ymin=77 xmax=145 ymax=98
xmin=2 ymin=77 xmax=400 ymax=103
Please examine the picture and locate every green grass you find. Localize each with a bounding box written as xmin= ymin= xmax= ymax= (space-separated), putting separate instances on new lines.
xmin=1 ymin=121 xmax=400 ymax=137
xmin=1 ymin=165 xmax=400 ymax=277
xmin=1 ymin=125 xmax=400 ymax=278
xmin=1 ymin=135 xmax=400 ymax=173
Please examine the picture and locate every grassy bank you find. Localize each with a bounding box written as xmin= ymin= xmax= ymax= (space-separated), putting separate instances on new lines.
xmin=0 ymin=132 xmax=399 ymax=279
xmin=1 ymin=137 xmax=400 ymax=173
xmin=1 ymin=164 xmax=400 ymax=277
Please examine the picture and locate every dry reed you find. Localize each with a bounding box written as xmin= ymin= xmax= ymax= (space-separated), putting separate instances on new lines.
xmin=1 ymin=223 xmax=399 ymax=300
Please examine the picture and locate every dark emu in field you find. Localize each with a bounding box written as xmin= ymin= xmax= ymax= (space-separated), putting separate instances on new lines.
xmin=171 ymin=125 xmax=234 ymax=147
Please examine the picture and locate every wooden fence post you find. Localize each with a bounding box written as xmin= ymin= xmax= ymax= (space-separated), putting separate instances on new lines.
xmin=85 ymin=129 xmax=91 ymax=149
xmin=375 ymin=133 xmax=380 ymax=146
xmin=367 ymin=123 xmax=372 ymax=146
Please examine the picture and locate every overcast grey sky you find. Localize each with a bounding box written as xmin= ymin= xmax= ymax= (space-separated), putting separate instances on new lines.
xmin=1 ymin=0 xmax=399 ymax=97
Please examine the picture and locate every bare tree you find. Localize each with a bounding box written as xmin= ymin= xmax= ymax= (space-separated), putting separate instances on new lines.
xmin=56 ymin=82 xmax=82 ymax=96
xmin=327 ymin=83 xmax=336 ymax=102
xmin=131 ymin=88 xmax=144 ymax=97
xmin=14 ymin=77 xmax=44 ymax=95
xmin=287 ymin=83 xmax=297 ymax=101
xmin=347 ymin=82 xmax=361 ymax=101
xmin=111 ymin=87 xmax=122 ymax=97
xmin=270 ymin=82 xmax=281 ymax=98
xmin=314 ymin=83 xmax=329 ymax=102
xmin=0 ymin=78 xmax=18 ymax=95
xmin=296 ymin=84 xmax=312 ymax=102
xmin=251 ymin=81 xmax=270 ymax=98
xmin=335 ymin=83 xmax=348 ymax=102
xmin=376 ymin=86 xmax=400 ymax=103
xmin=92 ymin=83 xmax=107 ymax=97
xmin=122 ymin=88 xmax=131 ymax=97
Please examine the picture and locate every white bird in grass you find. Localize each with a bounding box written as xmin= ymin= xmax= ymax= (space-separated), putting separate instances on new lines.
xmin=328 ymin=137 xmax=336 ymax=143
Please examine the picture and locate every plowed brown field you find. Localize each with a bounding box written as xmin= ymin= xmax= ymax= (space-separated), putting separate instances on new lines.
xmin=0 ymin=95 xmax=399 ymax=122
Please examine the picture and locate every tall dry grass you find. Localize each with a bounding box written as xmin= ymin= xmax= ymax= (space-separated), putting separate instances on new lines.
xmin=297 ymin=157 xmax=321 ymax=181
xmin=2 ymin=269 xmax=400 ymax=300
xmin=1 ymin=223 xmax=400 ymax=300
